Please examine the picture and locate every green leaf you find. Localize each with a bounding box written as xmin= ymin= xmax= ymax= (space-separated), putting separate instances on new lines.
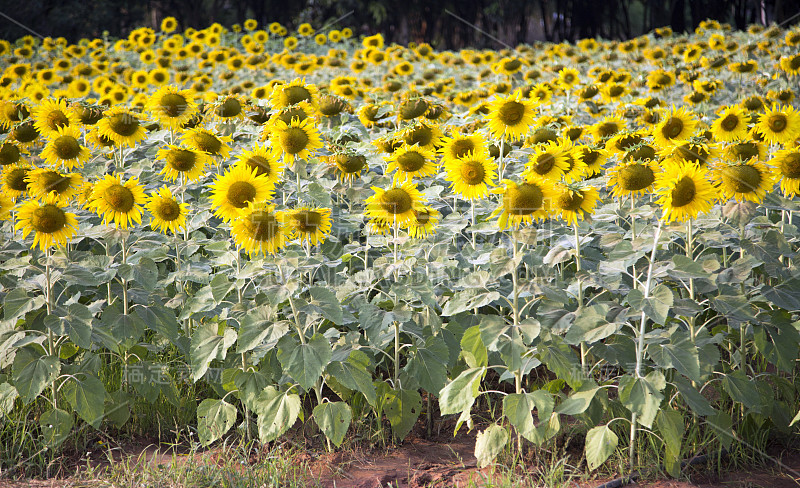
xmin=671 ymin=254 xmax=709 ymax=279
xmin=254 ymin=386 xmax=301 ymax=442
xmin=210 ymin=274 xmax=234 ymax=303
xmin=309 ymin=286 xmax=344 ymax=325
xmin=105 ymin=390 xmax=131 ymax=428
xmin=326 ymin=355 xmax=377 ymax=407
xmin=39 ymin=408 xmax=73 ymax=446
xmin=383 ymin=387 xmax=421 ymax=440
xmin=706 ymin=409 xmax=733 ymax=449
xmin=627 ymin=284 xmax=673 ymax=325
xmin=503 ymin=391 xmax=553 ymax=445
xmin=564 ymin=305 xmax=619 ymax=345
xmin=475 ymin=424 xmax=508 ymax=468
xmin=442 ymin=289 xmax=500 ymax=317
xmin=762 ymin=277 xmax=800 ymax=311
xmin=674 ymin=376 xmax=715 ymax=417
xmin=234 ymin=370 xmax=270 ymax=411
xmin=12 ymin=348 xmax=60 ymax=404
xmin=585 ymin=425 xmax=618 ymax=471
xmin=405 ymin=335 xmax=448 ymax=395
xmin=659 ymin=329 xmax=702 ymax=382
xmin=62 ymin=375 xmax=105 ymax=428
xmin=438 ymin=367 xmax=485 ymax=415
xmin=237 ymin=315 xmax=289 ymax=354
xmin=277 ymin=334 xmax=331 ymax=391
xmin=197 ymin=398 xmax=237 ymax=446
xmin=556 ymin=385 xmax=600 ymax=416
xmin=460 ymin=325 xmax=488 ymax=368
xmin=3 ymin=288 xmax=44 ymax=321
xmin=190 ymin=322 xmax=237 ymax=381
xmin=0 ymin=382 xmax=18 ymax=418
xmin=721 ymin=371 xmax=762 ymax=413
xmin=656 ymin=408 xmax=684 ymax=477
xmin=618 ymin=374 xmax=664 ymax=429
xmin=132 ymin=257 xmax=158 ymax=290
xmin=789 ymin=409 xmax=800 ymax=427
xmin=313 ymin=401 xmax=351 ymax=447
xmin=101 ymin=303 xmax=145 ymax=343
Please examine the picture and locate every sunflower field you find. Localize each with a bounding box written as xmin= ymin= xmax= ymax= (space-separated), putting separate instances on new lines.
xmin=1 ymin=17 xmax=800 ymax=479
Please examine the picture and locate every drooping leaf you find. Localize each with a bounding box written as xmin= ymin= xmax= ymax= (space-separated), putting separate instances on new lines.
xmin=197 ymin=398 xmax=237 ymax=446
xmin=12 ymin=348 xmax=60 ymax=404
xmin=585 ymin=425 xmax=618 ymax=471
xmin=254 ymin=386 xmax=301 ymax=442
xmin=277 ymin=334 xmax=331 ymax=391
xmin=383 ymin=387 xmax=421 ymax=440
xmin=39 ymin=408 xmax=73 ymax=446
xmin=475 ymin=424 xmax=508 ymax=468
xmin=190 ymin=322 xmax=237 ymax=381
xmin=438 ymin=367 xmax=485 ymax=415
xmin=62 ymin=375 xmax=105 ymax=428
xmin=313 ymin=401 xmax=352 ymax=447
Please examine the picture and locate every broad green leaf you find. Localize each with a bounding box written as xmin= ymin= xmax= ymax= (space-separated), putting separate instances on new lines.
xmin=309 ymin=286 xmax=344 ymax=325
xmin=277 ymin=334 xmax=331 ymax=391
xmin=556 ymin=385 xmax=600 ymax=416
xmin=197 ymin=398 xmax=237 ymax=446
xmin=210 ymin=274 xmax=233 ymax=303
xmin=721 ymin=371 xmax=762 ymax=413
xmin=405 ymin=335 xmax=448 ymax=395
xmin=442 ymin=289 xmax=499 ymax=316
xmin=503 ymin=391 xmax=553 ymax=445
xmin=460 ymin=325 xmax=488 ymax=368
xmin=475 ymin=424 xmax=508 ymax=468
xmin=706 ymin=409 xmax=733 ymax=449
xmin=237 ymin=316 xmax=289 ymax=354
xmin=102 ymin=303 xmax=145 ymax=343
xmin=540 ymin=341 xmax=583 ymax=389
xmin=190 ymin=322 xmax=237 ymax=381
xmin=585 ymin=425 xmax=618 ymax=470
xmin=383 ymin=387 xmax=421 ymax=440
xmin=3 ymin=289 xmax=44 ymax=321
xmin=326 ymin=356 xmax=377 ymax=407
xmin=627 ymin=284 xmax=673 ymax=325
xmin=234 ymin=370 xmax=270 ymax=411
xmin=762 ymin=277 xmax=800 ymax=311
xmin=132 ymin=257 xmax=158 ymax=290
xmin=671 ymin=254 xmax=709 ymax=279
xmin=565 ymin=305 xmax=619 ymax=345
xmin=656 ymin=408 xmax=684 ymax=477
xmin=12 ymin=348 xmax=60 ymax=404
xmin=62 ymin=375 xmax=105 ymax=428
xmin=674 ymin=376 xmax=715 ymax=417
xmin=0 ymin=382 xmax=18 ymax=418
xmin=63 ymin=303 xmax=93 ymax=349
xmin=254 ymin=386 xmax=301 ymax=442
xmin=659 ymin=329 xmax=702 ymax=382
xmin=39 ymin=408 xmax=73 ymax=446
xmin=438 ymin=367 xmax=485 ymax=415
xmin=618 ymin=374 xmax=663 ymax=428
xmin=313 ymin=401 xmax=352 ymax=447
xmin=105 ymin=390 xmax=131 ymax=428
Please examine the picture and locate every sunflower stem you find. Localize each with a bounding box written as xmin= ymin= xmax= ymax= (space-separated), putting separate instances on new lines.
xmin=279 ymin=264 xmax=305 ymax=344
xmin=511 ymin=231 xmax=523 ymax=452
xmin=235 ymin=245 xmax=243 ymax=304
xmin=686 ymin=219 xmax=697 ymax=344
xmin=574 ymin=220 xmax=587 ymax=376
xmin=470 ymin=199 xmax=477 ymax=249
xmin=121 ymin=236 xmax=129 ymax=316
xmin=498 ymin=137 xmax=505 ymax=181
xmin=393 ymin=216 xmax=399 ymax=281
xmin=45 ymin=248 xmax=57 ymax=410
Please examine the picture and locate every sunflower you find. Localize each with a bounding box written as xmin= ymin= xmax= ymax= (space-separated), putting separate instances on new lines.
xmin=96 ymin=107 xmax=148 ymax=148
xmin=266 ymin=100 xmax=318 ymax=127
xmin=439 ymin=133 xmax=488 ymax=164
xmin=724 ymin=140 xmax=766 ymax=163
xmin=32 ymin=99 xmax=80 ymax=137
xmin=88 ymin=173 xmax=147 ymax=229
xmin=653 ymin=107 xmax=698 ymax=147
xmin=490 ymin=177 xmax=555 ymax=229
xmin=235 ymin=146 xmax=284 ymax=186
xmin=325 ymin=153 xmax=368 ymax=183
xmin=578 ymin=145 xmax=608 ymax=176
xmin=779 ymin=54 xmax=800 ymax=76
xmin=284 ymin=207 xmax=332 ymax=246
xmin=0 ymin=194 xmax=12 ymax=220
xmin=1 ymin=164 xmax=30 ymax=198
xmin=181 ymin=128 xmax=232 ymax=159
xmin=357 ymin=103 xmax=390 ymax=128
xmin=15 ymin=192 xmax=78 ymax=252
xmin=589 ymin=116 xmax=627 ymax=141
xmin=365 ymin=181 xmax=426 ymax=228
xmin=0 ymin=142 xmax=24 ymax=167
xmin=269 ymin=117 xmax=323 ymax=163
xmin=770 ymin=149 xmax=800 ymax=196
xmin=156 ymin=145 xmax=210 ymax=182
xmin=230 ymin=202 xmax=285 ymax=256
xmin=654 ymin=163 xmax=717 ymax=222
xmin=553 ymin=183 xmax=600 ymax=224
xmin=443 ymin=150 xmax=498 ymax=200
xmin=387 ymin=143 xmax=438 ymax=182
xmin=39 ymin=126 xmax=89 ymax=170
xmin=26 ymin=168 xmax=82 ymax=202
xmin=710 ymin=105 xmax=749 ymax=142
xmin=485 ymin=91 xmax=538 ymax=141
xmin=270 ymin=78 xmax=319 ymax=110
xmin=523 ymin=141 xmax=569 ymax=181
xmin=145 ymin=85 xmax=198 ymax=130
xmin=407 ymin=206 xmax=440 ymax=238
xmin=146 ymin=186 xmax=188 ymax=235
xmin=607 ymin=160 xmax=659 ymax=198
xmin=754 ymin=104 xmax=800 ymax=146
xmin=210 ymin=165 xmax=273 ymax=222
xmin=207 ymin=94 xmax=247 ymax=122
xmin=712 ymin=159 xmax=774 ymax=203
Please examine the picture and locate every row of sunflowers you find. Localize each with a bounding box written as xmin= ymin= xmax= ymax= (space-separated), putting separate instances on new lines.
xmin=1 ymin=15 xmax=800 ymax=474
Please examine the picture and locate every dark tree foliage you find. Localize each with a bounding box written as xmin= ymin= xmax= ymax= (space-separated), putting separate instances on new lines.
xmin=0 ymin=0 xmax=795 ymax=46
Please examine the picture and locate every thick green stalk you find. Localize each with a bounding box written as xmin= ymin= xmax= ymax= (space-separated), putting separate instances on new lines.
xmin=45 ymin=249 xmax=57 ymax=410
xmin=574 ymin=221 xmax=587 ymax=375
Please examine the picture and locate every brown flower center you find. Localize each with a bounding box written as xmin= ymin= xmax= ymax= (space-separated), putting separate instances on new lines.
xmin=721 ymin=114 xmax=740 ymax=131
xmin=167 ymin=149 xmax=197 ymax=172
xmin=107 ymin=113 xmax=140 ymax=136
xmin=661 ymin=117 xmax=684 ymax=139
xmin=227 ymin=181 xmax=257 ymax=208
xmin=159 ymin=93 xmax=188 ymax=117
xmin=497 ymin=101 xmax=525 ymax=125
xmin=282 ymin=85 xmax=312 ymax=106
xmin=215 ymin=97 xmax=242 ymax=118
xmin=53 ymin=136 xmax=81 ymax=159
xmin=617 ymin=163 xmax=655 ymax=191
xmin=779 ymin=152 xmax=800 ymax=179
xmin=722 ymin=165 xmax=762 ymax=194
xmin=31 ymin=204 xmax=66 ymax=233
xmin=505 ymin=183 xmax=544 ymax=215
xmin=670 ymin=176 xmax=696 ymax=207
xmin=156 ymin=199 xmax=181 ymax=221
xmin=380 ymin=188 xmax=413 ymax=214
xmin=103 ymin=184 xmax=135 ymax=212
xmin=280 ymin=127 xmax=310 ymax=154
xmin=768 ymin=114 xmax=787 ymax=133
xmin=396 ymin=151 xmax=426 ymax=172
